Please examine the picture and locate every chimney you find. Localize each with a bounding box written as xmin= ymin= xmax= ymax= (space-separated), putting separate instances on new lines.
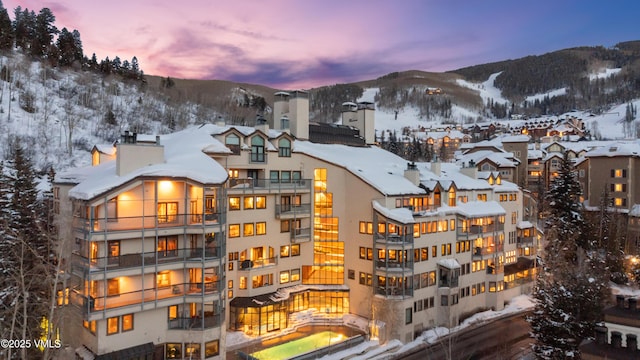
xmin=460 ymin=160 xmax=478 ymax=179
xmin=431 ymin=161 xmax=441 ymax=177
xmin=612 ymin=331 xmax=623 ymax=348
xmin=272 ymin=91 xmax=290 ymax=130
xmin=617 ymin=295 xmax=625 ymax=309
xmin=595 ymin=326 xmax=608 ymax=345
xmin=627 ymin=334 xmax=638 ymax=351
xmin=404 ymin=162 xmax=420 ymax=186
xmin=629 ymin=298 xmax=637 ymax=311
xmin=116 ymin=132 xmax=165 ymax=176
xmin=255 ymin=114 xmax=269 ymax=134
xmin=289 ymin=90 xmax=309 ymax=140
xmin=215 ymin=116 xmax=226 ymax=127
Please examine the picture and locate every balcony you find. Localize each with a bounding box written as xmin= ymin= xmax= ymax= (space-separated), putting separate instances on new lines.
xmin=374 ymin=232 xmax=413 ymax=245
xmin=473 ymin=243 xmax=504 ymax=258
xmin=457 ymin=223 xmax=504 ymax=238
xmin=275 ymin=204 xmax=311 ymax=219
xmin=227 ymin=178 xmax=311 ymax=194
xmin=168 ymin=314 xmax=222 ymax=330
xmin=375 ymin=260 xmax=414 ymax=271
xmin=71 ymin=246 xmax=222 ymax=273
xmin=375 ymin=287 xmax=413 ymax=297
xmin=73 ymin=212 xmax=222 ymax=234
xmin=517 ymin=236 xmax=535 ymax=248
xmin=291 ymin=227 xmax=311 ymax=242
xmin=237 ymin=257 xmax=277 ymax=271
xmin=70 ymin=281 xmax=221 ymax=316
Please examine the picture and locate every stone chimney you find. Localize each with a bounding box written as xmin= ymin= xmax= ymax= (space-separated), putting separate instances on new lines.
xmin=404 ymin=162 xmax=420 ymax=186
xmin=617 ymin=295 xmax=625 ymax=309
xmin=612 ymin=331 xmax=623 ymax=348
xmin=629 ymin=298 xmax=637 ymax=311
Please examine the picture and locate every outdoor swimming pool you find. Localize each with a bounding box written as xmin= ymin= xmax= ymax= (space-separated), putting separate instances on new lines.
xmin=249 ymin=331 xmax=346 ymax=360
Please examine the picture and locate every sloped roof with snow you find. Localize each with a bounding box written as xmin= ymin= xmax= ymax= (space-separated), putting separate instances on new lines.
xmin=458 ymin=150 xmax=518 ymax=168
xmin=585 ymin=141 xmax=640 ymax=158
xmin=57 ymin=125 xmax=230 ymax=200
xmin=453 ymin=200 xmax=506 ymax=217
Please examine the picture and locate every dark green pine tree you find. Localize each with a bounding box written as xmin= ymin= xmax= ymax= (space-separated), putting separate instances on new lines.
xmin=13 ymin=7 xmax=36 ymax=52
xmin=529 ymin=151 xmax=608 ymax=359
xmin=31 ymin=7 xmax=58 ymax=58
xmin=0 ymin=1 xmax=13 ymax=50
xmin=3 ymin=143 xmax=54 ymax=358
xmin=56 ymin=27 xmax=83 ymax=66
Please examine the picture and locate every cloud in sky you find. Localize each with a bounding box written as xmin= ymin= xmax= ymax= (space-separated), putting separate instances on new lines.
xmin=3 ymin=0 xmax=640 ymax=88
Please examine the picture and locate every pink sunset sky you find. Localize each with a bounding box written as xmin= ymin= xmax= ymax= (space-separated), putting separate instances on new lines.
xmin=3 ymin=0 xmax=639 ymax=89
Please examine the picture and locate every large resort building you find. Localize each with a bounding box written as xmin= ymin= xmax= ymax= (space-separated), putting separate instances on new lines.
xmin=54 ymin=92 xmax=538 ymax=359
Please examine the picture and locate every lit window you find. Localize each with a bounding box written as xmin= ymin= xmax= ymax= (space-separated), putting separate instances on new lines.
xmin=280 ymin=245 xmax=290 ymax=257
xmin=229 ymin=197 xmax=240 ymax=210
xmin=228 ymin=169 xmax=239 ymax=178
xmin=239 ymin=277 xmax=247 ymax=289
xmin=205 ymin=340 xmax=220 ymax=357
xmin=244 ymin=196 xmax=254 ymax=209
xmin=291 ymin=244 xmax=300 ymax=256
xmin=229 ymin=224 xmax=240 ymax=238
xmin=291 ymin=269 xmax=300 ymax=282
xmin=107 ymin=317 xmax=119 ymax=335
xmin=122 ymin=314 xmax=134 ymax=332
xmin=448 ymin=188 xmax=456 ymax=206
xmin=166 ymin=343 xmax=182 ymax=359
xmin=256 ymin=196 xmax=266 ymax=209
xmin=280 ymin=270 xmax=290 ymax=283
xmin=243 ymin=223 xmax=254 ymax=236
xmin=156 ymin=271 xmax=171 ymax=288
xmin=186 ymin=344 xmax=201 ymax=359
xmin=157 ymin=202 xmax=178 ymax=223
xmin=107 ymin=278 xmax=119 ymax=296
xmin=614 ymin=183 xmax=624 ymax=192
xmin=256 ymin=222 xmax=266 ymax=235
xmin=157 ymin=236 xmax=178 ymax=257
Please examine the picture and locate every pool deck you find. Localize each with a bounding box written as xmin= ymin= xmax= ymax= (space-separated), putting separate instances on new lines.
xmin=226 ymin=325 xmax=365 ymax=360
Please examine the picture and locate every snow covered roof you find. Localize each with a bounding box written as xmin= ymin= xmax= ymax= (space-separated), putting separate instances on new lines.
xmin=58 ymin=125 xmax=229 ymax=200
xmin=437 ymin=258 xmax=461 ymax=269
xmin=373 ymin=200 xmax=415 ymax=224
xmin=453 ymin=200 xmax=505 ymax=217
xmin=93 ymin=144 xmax=116 ymax=155
xmin=293 ymin=141 xmax=425 ymax=196
xmin=585 ymin=141 xmax=640 ymax=158
xmin=517 ymin=221 xmax=534 ymax=229
xmin=458 ymin=150 xmax=517 ymax=168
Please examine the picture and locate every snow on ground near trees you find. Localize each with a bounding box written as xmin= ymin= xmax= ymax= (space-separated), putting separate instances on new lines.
xmin=456 ymin=72 xmax=509 ymax=105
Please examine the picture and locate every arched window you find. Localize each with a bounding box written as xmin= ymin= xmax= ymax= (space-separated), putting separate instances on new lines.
xmin=278 ymin=138 xmax=291 ymax=157
xmin=226 ymin=134 xmax=240 ymax=155
xmin=251 ymin=136 xmax=265 ymax=162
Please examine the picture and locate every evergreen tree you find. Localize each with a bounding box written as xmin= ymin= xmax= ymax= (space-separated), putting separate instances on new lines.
xmin=31 ymin=7 xmax=58 ymax=58
xmin=529 ymin=151 xmax=608 ymax=359
xmin=0 ymin=1 xmax=14 ymax=50
xmin=13 ymin=7 xmax=36 ymax=51
xmin=56 ymin=27 xmax=83 ymax=66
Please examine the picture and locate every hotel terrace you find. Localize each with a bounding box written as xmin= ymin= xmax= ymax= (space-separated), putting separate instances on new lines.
xmin=54 ymin=92 xmax=538 ymax=359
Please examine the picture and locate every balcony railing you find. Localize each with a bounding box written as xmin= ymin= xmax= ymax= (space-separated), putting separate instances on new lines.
xmin=73 ymin=212 xmax=222 ymax=233
xmin=72 ymin=246 xmax=222 ymax=272
xmin=227 ymin=178 xmax=311 ymax=193
xmin=517 ymin=236 xmax=535 ymax=248
xmin=457 ymin=223 xmax=505 ymax=238
xmin=375 ymin=260 xmax=414 ymax=270
xmin=473 ymin=243 xmax=504 ymax=257
xmin=291 ymin=227 xmax=311 ymax=242
xmin=168 ymin=314 xmax=222 ymax=330
xmin=374 ymin=232 xmax=413 ymax=245
xmin=237 ymin=257 xmax=277 ymax=271
xmin=70 ymin=281 xmax=222 ymax=315
xmin=275 ymin=204 xmax=311 ymax=218
xmin=438 ymin=277 xmax=459 ymax=288
xmin=375 ymin=287 xmax=414 ymax=297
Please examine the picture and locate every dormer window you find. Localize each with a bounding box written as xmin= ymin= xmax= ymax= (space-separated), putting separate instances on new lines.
xmin=225 ymin=134 xmax=241 ymax=155
xmin=278 ymin=138 xmax=291 ymax=157
xmin=250 ymin=136 xmax=265 ymax=163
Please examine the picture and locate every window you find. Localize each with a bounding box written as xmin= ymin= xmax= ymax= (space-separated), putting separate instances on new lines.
xmin=256 ymin=222 xmax=266 ymax=235
xmin=256 ymin=196 xmax=266 ymax=209
xmin=615 ymin=198 xmax=627 ymax=206
xmin=83 ymin=320 xmax=96 ymax=334
xmin=251 ymin=136 xmax=265 ymax=162
xmin=280 ymin=270 xmax=290 ymax=283
xmin=432 ymin=246 xmax=437 ymax=258
xmin=512 ymin=212 xmax=517 ymax=224
xmin=107 ymin=317 xmax=119 ymax=335
xmin=359 ymin=247 xmax=366 ymax=259
xmin=477 ymin=194 xmax=487 ymax=201
xmin=166 ymin=343 xmax=182 ymax=359
xmin=291 ymin=244 xmax=300 ymax=256
xmin=348 ymin=269 xmax=355 ymax=279
xmin=291 ymin=269 xmax=300 ymax=282
xmin=280 ymin=245 xmax=290 ymax=258
xmin=243 ymin=223 xmax=254 ymax=236
xmin=281 ymin=171 xmax=292 ymax=184
xmin=441 ymin=295 xmax=448 ymax=306
xmin=157 ymin=271 xmax=171 ymax=288
xmin=612 ymin=169 xmax=627 ymax=178
xmin=122 ymin=314 xmax=134 ymax=332
xmin=168 ymin=305 xmax=178 ymax=320
xmin=225 ymin=134 xmax=241 ymax=155
xmin=186 ymin=344 xmax=201 ymax=359
xmin=405 ymin=308 xmax=412 ymax=324
xmin=279 ymin=138 xmax=291 ymax=157
xmin=244 ymin=197 xmax=254 ymax=209
xmin=270 ymin=171 xmax=279 ymax=183
xmin=613 ymin=183 xmax=626 ymax=192
xmin=107 ymin=198 xmax=117 ymax=221
xmin=157 ymin=202 xmax=178 ymax=223
xmin=448 ymin=188 xmax=456 ymax=206
xmin=205 ymin=340 xmax=220 ymax=357
xmin=239 ymin=277 xmax=247 ymax=289
xmin=229 ymin=197 xmax=240 ymax=210
xmin=107 ymin=278 xmax=119 ymax=296
xmin=229 ymin=224 xmax=240 ymax=238
xmin=281 ymin=220 xmax=290 ymax=232
xmin=158 ymin=236 xmax=178 ymax=257
xmin=108 ymin=240 xmax=120 ymax=262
